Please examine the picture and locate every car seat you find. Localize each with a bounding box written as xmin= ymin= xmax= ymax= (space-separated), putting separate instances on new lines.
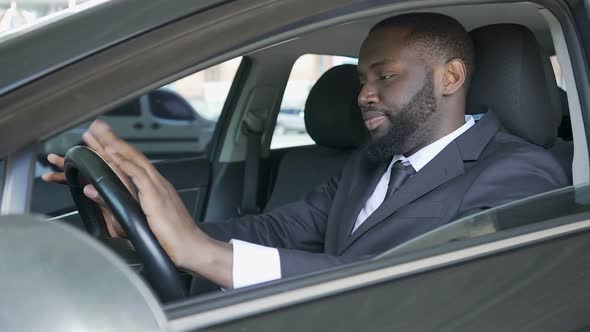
xmin=466 ymin=24 xmax=573 ymax=184
xmin=264 ymin=64 xmax=367 ymax=210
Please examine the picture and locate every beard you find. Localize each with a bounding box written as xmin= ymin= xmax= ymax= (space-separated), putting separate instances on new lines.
xmin=365 ymin=73 xmax=438 ymax=163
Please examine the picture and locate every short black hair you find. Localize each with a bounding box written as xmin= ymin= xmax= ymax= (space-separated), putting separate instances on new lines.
xmin=370 ymin=13 xmax=475 ymax=86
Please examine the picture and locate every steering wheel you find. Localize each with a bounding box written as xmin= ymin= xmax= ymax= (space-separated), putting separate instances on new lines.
xmin=63 ymin=146 xmax=186 ymax=302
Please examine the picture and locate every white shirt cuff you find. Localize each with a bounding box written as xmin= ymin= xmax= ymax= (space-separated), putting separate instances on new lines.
xmin=230 ymin=239 xmax=282 ymax=288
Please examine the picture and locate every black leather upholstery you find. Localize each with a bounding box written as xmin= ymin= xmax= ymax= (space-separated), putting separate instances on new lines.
xmin=265 ymin=65 xmax=366 ymax=210
xmin=467 ymin=24 xmax=562 ymax=148
xmin=305 ymin=64 xmax=368 ymax=148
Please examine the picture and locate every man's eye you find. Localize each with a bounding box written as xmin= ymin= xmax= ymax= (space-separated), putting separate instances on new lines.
xmin=379 ymin=74 xmax=396 ymax=80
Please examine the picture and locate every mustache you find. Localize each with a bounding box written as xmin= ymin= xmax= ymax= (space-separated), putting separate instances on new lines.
xmin=360 ymin=105 xmax=382 ymax=113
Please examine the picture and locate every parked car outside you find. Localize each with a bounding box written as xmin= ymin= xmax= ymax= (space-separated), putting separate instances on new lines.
xmin=275 ymin=107 xmax=305 ymax=134
xmin=41 ymin=88 xmax=216 ymax=160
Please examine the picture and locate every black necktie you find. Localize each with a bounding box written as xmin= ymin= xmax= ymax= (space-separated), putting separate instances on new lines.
xmin=385 ymin=160 xmax=416 ymax=199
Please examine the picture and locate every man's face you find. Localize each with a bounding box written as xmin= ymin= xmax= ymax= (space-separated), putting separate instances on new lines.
xmin=358 ymin=27 xmax=439 ymax=162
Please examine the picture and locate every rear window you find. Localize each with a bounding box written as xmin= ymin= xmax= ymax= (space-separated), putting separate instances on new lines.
xmin=271 ymin=54 xmax=357 ymax=150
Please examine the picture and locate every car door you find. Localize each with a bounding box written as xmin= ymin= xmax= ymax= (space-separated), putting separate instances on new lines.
xmin=164 ymin=184 xmax=590 ymax=332
xmin=30 ymin=56 xmax=248 ymax=227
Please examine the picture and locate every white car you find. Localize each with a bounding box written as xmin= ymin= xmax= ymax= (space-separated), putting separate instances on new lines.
xmin=275 ymin=108 xmax=306 ymax=133
xmin=42 ymin=88 xmax=216 ymax=160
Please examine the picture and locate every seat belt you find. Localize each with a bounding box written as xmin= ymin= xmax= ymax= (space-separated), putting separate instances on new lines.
xmin=238 ymin=120 xmax=263 ymax=216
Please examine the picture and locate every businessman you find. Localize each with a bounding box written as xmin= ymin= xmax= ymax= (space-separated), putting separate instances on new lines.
xmin=43 ymin=13 xmax=568 ymax=289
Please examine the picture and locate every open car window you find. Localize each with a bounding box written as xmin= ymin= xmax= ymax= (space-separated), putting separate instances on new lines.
xmin=31 ymin=57 xmax=243 ymax=219
xmin=37 ymin=56 xmax=241 ymax=163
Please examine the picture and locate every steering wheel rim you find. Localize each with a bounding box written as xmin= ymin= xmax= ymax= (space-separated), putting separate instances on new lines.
xmin=64 ymin=146 xmax=186 ymax=302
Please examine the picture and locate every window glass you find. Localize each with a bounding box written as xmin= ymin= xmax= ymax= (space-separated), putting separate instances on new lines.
xmin=550 ymin=55 xmax=566 ymax=91
xmin=0 ymin=159 xmax=4 ymax=204
xmin=148 ymin=89 xmax=196 ymax=121
xmin=32 ymin=57 xmax=242 ymax=216
xmin=384 ymin=184 xmax=585 ymax=258
xmin=0 ymin=0 xmax=111 ymax=40
xmin=549 ymin=55 xmax=572 ymax=141
xmin=106 ymin=100 xmax=141 ymax=117
xmin=39 ymin=57 xmax=241 ymax=161
xmin=271 ymin=54 xmax=358 ymax=150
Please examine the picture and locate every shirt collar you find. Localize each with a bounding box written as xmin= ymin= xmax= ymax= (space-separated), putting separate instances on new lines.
xmin=391 ymin=115 xmax=475 ymax=172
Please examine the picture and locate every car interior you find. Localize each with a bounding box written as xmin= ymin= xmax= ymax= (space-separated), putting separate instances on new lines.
xmin=25 ymin=1 xmax=584 ymax=302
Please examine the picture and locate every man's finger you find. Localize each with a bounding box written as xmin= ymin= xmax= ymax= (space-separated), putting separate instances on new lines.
xmin=83 ymin=185 xmax=106 ymax=205
xmin=103 ymin=207 xmax=126 ymax=238
xmin=115 ymin=154 xmax=161 ymax=201
xmin=47 ymin=153 xmax=65 ymax=169
xmin=105 ymin=144 xmax=161 ymax=185
xmin=85 ymin=184 xmax=127 ymax=238
xmin=89 ymin=120 xmax=148 ymax=163
xmin=89 ymin=119 xmax=161 ymax=187
xmin=82 ymin=131 xmax=112 ymax=163
xmin=41 ymin=172 xmax=66 ymax=184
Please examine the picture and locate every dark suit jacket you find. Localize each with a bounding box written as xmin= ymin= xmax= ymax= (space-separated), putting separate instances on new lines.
xmin=201 ymin=112 xmax=569 ymax=278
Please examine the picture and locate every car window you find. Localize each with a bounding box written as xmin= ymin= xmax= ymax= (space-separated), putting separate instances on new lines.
xmin=0 ymin=0 xmax=111 ymax=40
xmin=106 ymin=100 xmax=141 ymax=117
xmin=38 ymin=57 xmax=242 ymax=163
xmin=270 ymin=54 xmax=358 ymax=150
xmin=383 ymin=184 xmax=586 ymax=257
xmin=550 ymin=55 xmax=566 ymax=91
xmin=148 ymin=90 xmax=196 ymax=121
xmin=0 ymin=159 xmax=4 ymax=204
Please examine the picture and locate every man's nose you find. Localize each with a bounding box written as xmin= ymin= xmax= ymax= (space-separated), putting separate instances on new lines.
xmin=358 ymin=82 xmax=379 ymax=108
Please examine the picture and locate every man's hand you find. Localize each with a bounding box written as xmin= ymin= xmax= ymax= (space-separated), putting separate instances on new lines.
xmin=42 ymin=129 xmax=132 ymax=238
xmin=44 ymin=120 xmax=234 ymax=288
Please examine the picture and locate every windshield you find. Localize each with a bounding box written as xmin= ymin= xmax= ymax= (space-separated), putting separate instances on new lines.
xmin=0 ymin=0 xmax=111 ymax=41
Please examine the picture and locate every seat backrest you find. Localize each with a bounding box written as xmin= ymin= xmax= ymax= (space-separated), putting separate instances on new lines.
xmin=466 ymin=24 xmax=572 ymax=183
xmin=264 ymin=64 xmax=366 ymax=210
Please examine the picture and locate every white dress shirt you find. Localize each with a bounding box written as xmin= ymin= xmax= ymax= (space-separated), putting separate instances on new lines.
xmin=231 ymin=115 xmax=475 ymax=288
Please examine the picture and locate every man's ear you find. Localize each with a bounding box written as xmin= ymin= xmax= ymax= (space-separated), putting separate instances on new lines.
xmin=441 ymin=58 xmax=467 ymax=96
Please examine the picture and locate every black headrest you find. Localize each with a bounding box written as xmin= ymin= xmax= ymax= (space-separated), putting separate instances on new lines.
xmin=467 ymin=24 xmax=562 ymax=147
xmin=304 ymin=64 xmax=368 ymax=149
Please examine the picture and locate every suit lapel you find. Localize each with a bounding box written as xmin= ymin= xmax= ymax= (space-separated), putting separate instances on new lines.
xmin=333 ymin=160 xmax=388 ymax=252
xmin=337 ymin=111 xmax=503 ymax=254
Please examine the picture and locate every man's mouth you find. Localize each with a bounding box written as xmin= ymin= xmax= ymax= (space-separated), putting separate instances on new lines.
xmin=362 ymin=111 xmax=387 ymax=131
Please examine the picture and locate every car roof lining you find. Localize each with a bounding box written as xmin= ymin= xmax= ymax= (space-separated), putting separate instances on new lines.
xmin=251 ymin=2 xmax=555 ymax=59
